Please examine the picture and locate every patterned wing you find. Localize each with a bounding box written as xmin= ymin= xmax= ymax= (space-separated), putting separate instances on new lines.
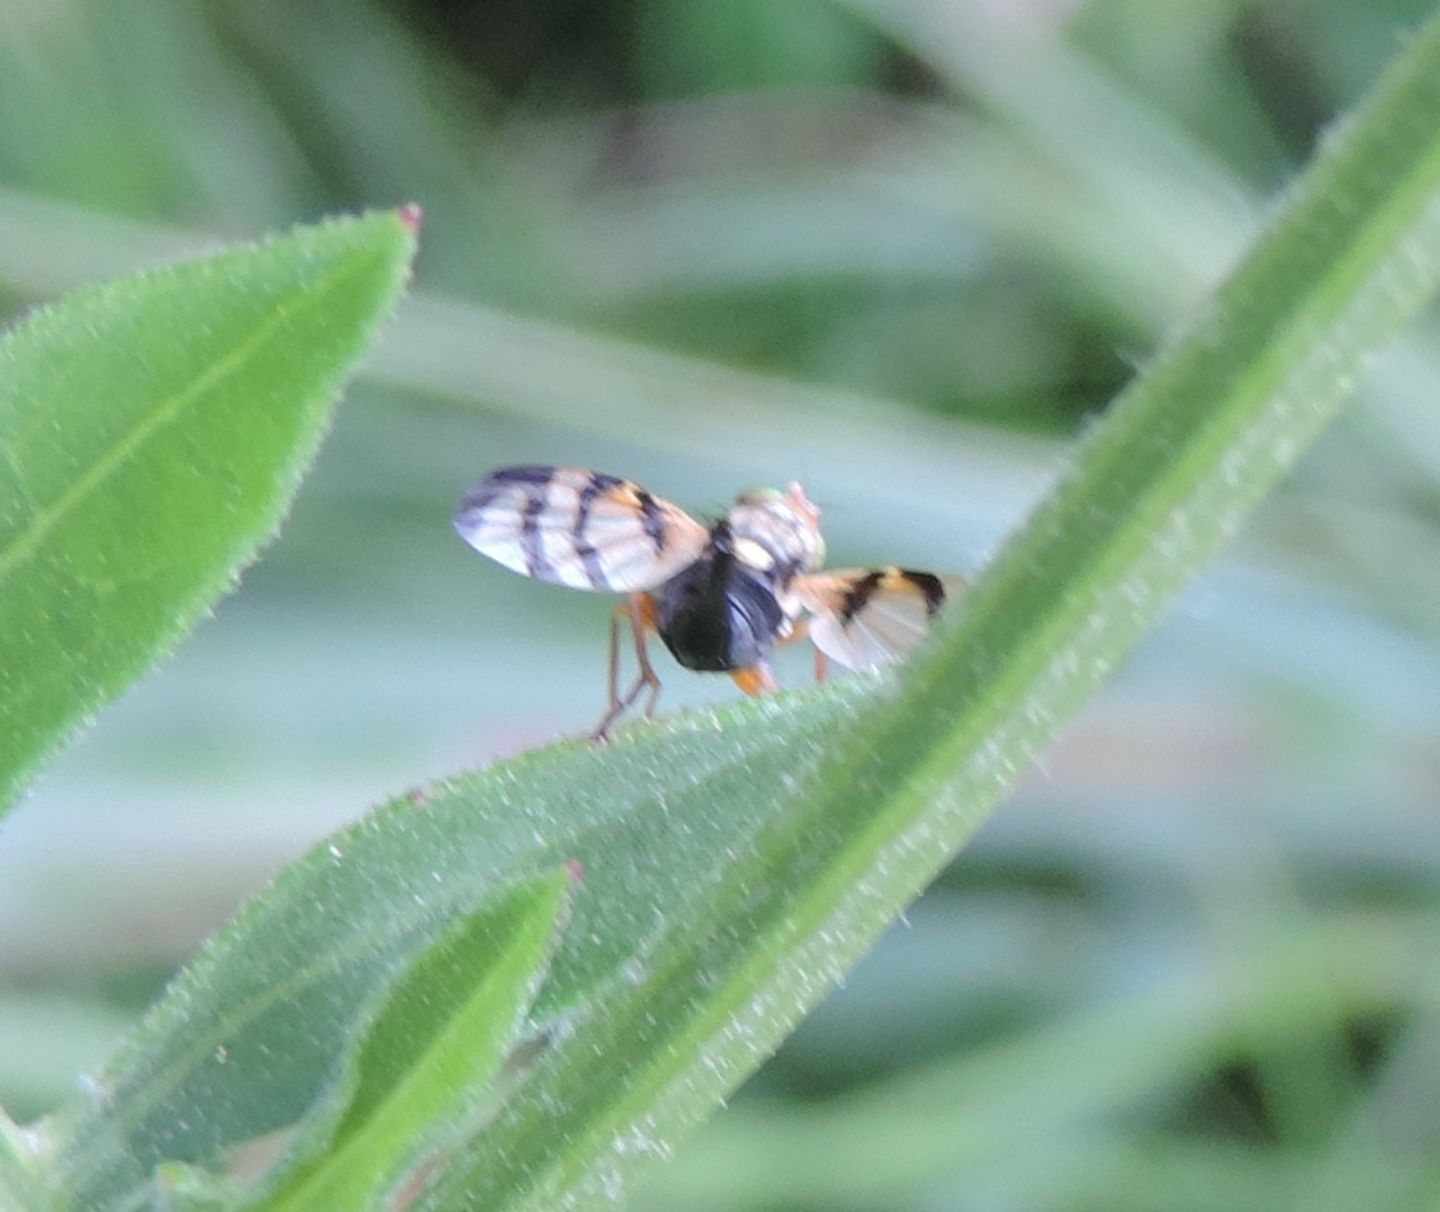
xmin=793 ymin=567 xmax=963 ymax=669
xmin=454 ymin=465 xmax=709 ymax=593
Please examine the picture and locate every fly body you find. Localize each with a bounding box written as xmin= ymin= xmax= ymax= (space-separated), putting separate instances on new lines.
xmin=654 ymin=525 xmax=784 ymax=673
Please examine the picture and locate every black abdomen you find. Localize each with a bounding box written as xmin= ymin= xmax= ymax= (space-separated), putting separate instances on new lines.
xmin=654 ymin=552 xmax=784 ymax=672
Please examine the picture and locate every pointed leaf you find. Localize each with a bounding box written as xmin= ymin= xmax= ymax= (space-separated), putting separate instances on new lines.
xmin=0 ymin=209 xmax=418 ymax=816
xmin=253 ymin=867 xmax=573 ymax=1212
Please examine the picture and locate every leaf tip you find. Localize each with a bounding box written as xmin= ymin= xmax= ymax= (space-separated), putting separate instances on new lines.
xmin=396 ymin=202 xmax=424 ymax=233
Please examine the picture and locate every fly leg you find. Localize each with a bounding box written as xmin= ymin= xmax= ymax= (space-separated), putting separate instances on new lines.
xmin=591 ymin=594 xmax=662 ymax=742
xmin=774 ymin=618 xmax=828 ymax=684
xmin=632 ymin=593 xmax=665 ymax=722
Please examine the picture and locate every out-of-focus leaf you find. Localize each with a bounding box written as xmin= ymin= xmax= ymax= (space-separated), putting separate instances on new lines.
xmin=0 ymin=209 xmax=417 ymax=817
xmin=1 ymin=1112 xmax=42 ymax=1211
xmin=630 ymin=908 xmax=1414 ymax=1210
xmin=639 ymin=0 xmax=880 ymax=95
xmin=253 ymin=867 xmax=573 ymax=1212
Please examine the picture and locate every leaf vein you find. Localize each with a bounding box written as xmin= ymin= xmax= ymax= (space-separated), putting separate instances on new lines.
xmin=0 ymin=249 xmax=376 ymax=591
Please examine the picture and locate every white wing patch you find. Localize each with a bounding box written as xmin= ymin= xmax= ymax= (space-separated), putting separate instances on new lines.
xmin=455 ymin=465 xmax=709 ymax=593
xmin=795 ymin=568 xmax=961 ymax=670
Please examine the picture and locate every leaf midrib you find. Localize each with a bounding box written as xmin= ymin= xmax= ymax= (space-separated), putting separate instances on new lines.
xmin=0 ymin=248 xmax=376 ymax=590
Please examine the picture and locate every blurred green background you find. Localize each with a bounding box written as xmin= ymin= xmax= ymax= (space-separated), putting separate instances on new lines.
xmin=3 ymin=0 xmax=1440 ymax=1208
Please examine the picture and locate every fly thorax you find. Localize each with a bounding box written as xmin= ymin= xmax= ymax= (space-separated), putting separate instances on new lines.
xmin=722 ymin=492 xmax=825 ymax=590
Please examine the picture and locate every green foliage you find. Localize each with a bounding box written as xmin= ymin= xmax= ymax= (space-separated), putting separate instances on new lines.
xmin=1 ymin=1114 xmax=41 ymax=1211
xmin=0 ymin=210 xmax=417 ymax=819
xmin=255 ymin=868 xmax=572 ymax=1212
xmin=5 ymin=4 xmax=1440 ymax=1212
xmin=14 ymin=7 xmax=1440 ymax=1210
xmin=415 ymin=17 xmax=1440 ymax=1207
xmin=42 ymin=690 xmax=865 ymax=1212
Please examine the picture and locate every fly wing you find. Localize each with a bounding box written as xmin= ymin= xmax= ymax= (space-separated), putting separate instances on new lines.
xmin=454 ymin=465 xmax=709 ymax=592
xmin=793 ymin=567 xmax=963 ymax=669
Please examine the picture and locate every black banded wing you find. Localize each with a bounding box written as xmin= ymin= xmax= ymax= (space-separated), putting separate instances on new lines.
xmin=793 ymin=567 xmax=963 ymax=669
xmin=454 ymin=465 xmax=709 ymax=593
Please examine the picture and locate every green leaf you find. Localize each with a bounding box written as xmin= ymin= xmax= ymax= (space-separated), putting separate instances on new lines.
xmin=2 ymin=1112 xmax=44 ymax=1211
xmin=42 ymin=691 xmax=866 ymax=1212
xmin=0 ymin=208 xmax=417 ymax=818
xmin=37 ymin=8 xmax=1440 ymax=1212
xmin=253 ymin=867 xmax=574 ymax=1212
xmin=150 ymin=1162 xmax=235 ymax=1212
